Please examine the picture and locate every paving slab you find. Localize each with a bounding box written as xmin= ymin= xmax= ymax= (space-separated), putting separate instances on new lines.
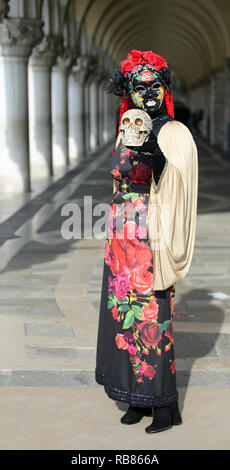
xmin=0 ymin=386 xmax=228 ymax=450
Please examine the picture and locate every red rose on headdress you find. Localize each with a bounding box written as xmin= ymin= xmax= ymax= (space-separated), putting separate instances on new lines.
xmin=121 ymin=50 xmax=168 ymax=75
xmin=143 ymin=51 xmax=167 ymax=69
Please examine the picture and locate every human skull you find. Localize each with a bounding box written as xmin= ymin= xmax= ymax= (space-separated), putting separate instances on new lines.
xmin=119 ymin=109 xmax=152 ymax=146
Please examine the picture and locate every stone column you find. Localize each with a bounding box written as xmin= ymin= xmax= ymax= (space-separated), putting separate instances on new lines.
xmin=51 ymin=51 xmax=72 ymax=171
xmin=210 ymin=70 xmax=218 ymax=146
xmin=107 ymin=92 xmax=116 ymax=139
xmin=68 ymin=56 xmax=88 ymax=163
xmin=102 ymin=82 xmax=110 ymax=143
xmin=89 ymin=66 xmax=106 ymax=150
xmin=200 ymin=82 xmax=210 ymax=140
xmin=97 ymin=74 xmax=108 ymax=146
xmin=89 ymin=76 xmax=98 ymax=152
xmin=89 ymin=67 xmax=103 ymax=151
xmin=84 ymin=75 xmax=91 ymax=155
xmin=210 ymin=68 xmax=224 ymax=147
xmin=28 ymin=34 xmax=63 ymax=179
xmin=0 ymin=16 xmax=43 ymax=194
xmin=215 ymin=69 xmax=224 ymax=147
xmin=223 ymin=58 xmax=230 ymax=153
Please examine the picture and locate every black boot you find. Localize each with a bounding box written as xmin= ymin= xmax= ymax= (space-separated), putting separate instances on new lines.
xmin=145 ymin=401 xmax=182 ymax=433
xmin=121 ymin=405 xmax=152 ymax=425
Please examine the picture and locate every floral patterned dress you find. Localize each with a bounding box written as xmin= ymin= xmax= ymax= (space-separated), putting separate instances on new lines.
xmin=95 ymin=116 xmax=178 ymax=408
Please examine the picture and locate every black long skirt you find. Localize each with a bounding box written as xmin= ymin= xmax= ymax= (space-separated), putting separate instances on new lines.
xmin=95 ymin=189 xmax=178 ymax=407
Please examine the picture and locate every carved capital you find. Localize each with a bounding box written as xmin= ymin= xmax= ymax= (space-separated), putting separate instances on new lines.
xmin=0 ymin=18 xmax=43 ymax=56
xmin=71 ymin=56 xmax=90 ymax=84
xmin=0 ymin=0 xmax=9 ymax=23
xmin=54 ymin=48 xmax=74 ymax=72
xmin=29 ymin=33 xmax=64 ymax=67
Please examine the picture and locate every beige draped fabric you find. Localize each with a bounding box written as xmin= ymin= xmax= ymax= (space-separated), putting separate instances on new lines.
xmin=112 ymin=120 xmax=198 ymax=291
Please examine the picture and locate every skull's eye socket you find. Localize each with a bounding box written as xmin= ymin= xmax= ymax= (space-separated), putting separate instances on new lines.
xmin=122 ymin=118 xmax=130 ymax=125
xmin=135 ymin=118 xmax=143 ymax=126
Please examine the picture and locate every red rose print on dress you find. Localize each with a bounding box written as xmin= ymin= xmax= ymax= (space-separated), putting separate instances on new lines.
xmin=108 ymin=237 xmax=152 ymax=277
xmin=112 ymin=165 xmax=121 ymax=179
xmin=142 ymin=301 xmax=159 ymax=321
xmin=142 ymin=364 xmax=156 ymax=379
xmin=137 ymin=321 xmax=162 ymax=348
xmin=129 ymin=267 xmax=153 ymax=294
xmin=111 ymin=306 xmax=119 ymax=320
xmin=129 ymin=162 xmax=152 ymax=183
xmin=115 ymin=334 xmax=128 ymax=350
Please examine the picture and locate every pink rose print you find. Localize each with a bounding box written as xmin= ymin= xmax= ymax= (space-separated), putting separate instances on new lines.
xmin=108 ymin=276 xmax=115 ymax=294
xmin=128 ymin=344 xmax=138 ymax=355
xmin=114 ymin=273 xmax=130 ymax=300
xmin=136 ymin=225 xmax=147 ymax=239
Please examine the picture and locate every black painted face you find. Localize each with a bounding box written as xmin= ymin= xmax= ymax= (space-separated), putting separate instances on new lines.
xmin=130 ymin=77 xmax=165 ymax=116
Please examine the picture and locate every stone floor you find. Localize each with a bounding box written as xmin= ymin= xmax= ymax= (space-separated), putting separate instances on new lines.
xmin=0 ymin=136 xmax=229 ymax=449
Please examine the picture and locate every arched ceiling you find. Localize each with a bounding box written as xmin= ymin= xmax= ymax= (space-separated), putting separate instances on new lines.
xmin=73 ymin=0 xmax=230 ymax=88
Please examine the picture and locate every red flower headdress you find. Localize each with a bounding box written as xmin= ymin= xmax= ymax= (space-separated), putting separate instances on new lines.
xmin=117 ymin=49 xmax=174 ymax=129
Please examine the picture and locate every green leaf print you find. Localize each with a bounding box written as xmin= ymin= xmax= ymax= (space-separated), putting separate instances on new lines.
xmin=132 ymin=304 xmax=143 ymax=320
xmin=121 ymin=193 xmax=134 ymax=200
xmin=118 ymin=304 xmax=130 ymax=312
xmin=123 ymin=311 xmax=135 ymax=329
xmin=118 ymin=298 xmax=129 ymax=304
xmin=158 ymin=320 xmax=171 ymax=333
xmin=107 ymin=294 xmax=117 ymax=309
xmin=131 ymin=193 xmax=140 ymax=202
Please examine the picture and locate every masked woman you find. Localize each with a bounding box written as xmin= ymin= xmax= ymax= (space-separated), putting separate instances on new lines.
xmin=95 ymin=50 xmax=198 ymax=433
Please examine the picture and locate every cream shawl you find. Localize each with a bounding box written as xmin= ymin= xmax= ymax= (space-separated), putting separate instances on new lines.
xmin=112 ymin=120 xmax=198 ymax=291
